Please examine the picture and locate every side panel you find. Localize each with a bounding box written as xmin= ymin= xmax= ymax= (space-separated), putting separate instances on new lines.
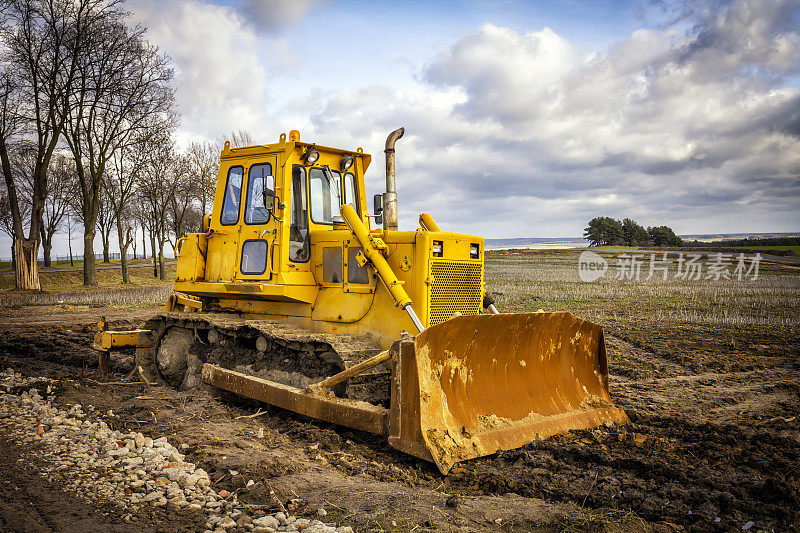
xmin=175 ymin=233 xmax=207 ymax=282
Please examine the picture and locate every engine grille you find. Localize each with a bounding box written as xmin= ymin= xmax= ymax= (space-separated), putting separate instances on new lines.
xmin=428 ymin=261 xmax=483 ymax=326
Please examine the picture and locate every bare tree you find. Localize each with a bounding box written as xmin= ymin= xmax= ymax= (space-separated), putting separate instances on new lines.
xmin=167 ymin=154 xmax=201 ymax=254
xmin=95 ymin=182 xmax=114 ymax=262
xmin=0 ymin=0 xmax=110 ymax=290
xmin=40 ymin=152 xmax=74 ymax=266
xmin=187 ymin=140 xmax=218 ymax=221
xmin=106 ymin=140 xmax=145 ymax=283
xmin=225 ymin=129 xmax=254 ymax=148
xmin=0 ymin=188 xmax=29 ymax=271
xmin=138 ymin=133 xmax=177 ymax=280
xmin=130 ymin=222 xmax=137 ymax=259
xmin=64 ymin=209 xmax=79 ymax=266
xmin=64 ymin=13 xmax=175 ymax=285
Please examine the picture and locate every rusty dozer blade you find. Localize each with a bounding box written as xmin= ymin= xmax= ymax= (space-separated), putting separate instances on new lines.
xmin=388 ymin=312 xmax=629 ymax=474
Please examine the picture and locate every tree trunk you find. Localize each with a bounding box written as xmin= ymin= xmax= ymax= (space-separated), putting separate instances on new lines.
xmin=102 ymin=237 xmax=110 ymax=263
xmin=43 ymin=240 xmax=52 ymax=267
xmin=158 ymin=241 xmax=165 ymax=280
xmin=83 ymin=230 xmax=98 ymax=286
xmin=150 ymin=232 xmax=157 ymax=277
xmin=10 ymin=241 xmax=15 ymax=272
xmin=142 ymin=229 xmax=146 ymax=261
xmin=14 ymin=239 xmax=41 ymax=290
xmin=68 ymin=235 xmax=74 ymax=266
xmin=117 ymin=220 xmax=129 ymax=284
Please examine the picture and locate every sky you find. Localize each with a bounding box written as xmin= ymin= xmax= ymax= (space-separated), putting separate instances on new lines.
xmin=5 ymin=0 xmax=800 ymax=258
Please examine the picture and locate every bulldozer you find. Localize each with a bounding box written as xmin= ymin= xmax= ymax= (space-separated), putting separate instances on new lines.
xmin=96 ymin=128 xmax=628 ymax=474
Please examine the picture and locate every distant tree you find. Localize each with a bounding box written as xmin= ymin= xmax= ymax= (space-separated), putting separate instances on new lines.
xmin=584 ymin=217 xmax=624 ymax=246
xmin=188 ymin=140 xmax=219 ymax=221
xmin=64 ymin=210 xmax=80 ymax=266
xmin=223 ymin=130 xmax=254 ymax=148
xmin=138 ymin=133 xmax=178 ymax=280
xmin=95 ymin=183 xmax=115 ymax=263
xmin=168 ymin=155 xmax=201 ymax=254
xmin=40 ymin=153 xmax=75 ymax=266
xmin=106 ymin=137 xmax=148 ymax=283
xmin=621 ymin=218 xmax=650 ymax=246
xmin=647 ymin=226 xmax=683 ymax=246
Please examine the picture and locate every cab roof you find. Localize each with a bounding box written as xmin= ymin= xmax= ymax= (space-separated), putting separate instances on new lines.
xmin=219 ymin=137 xmax=372 ymax=172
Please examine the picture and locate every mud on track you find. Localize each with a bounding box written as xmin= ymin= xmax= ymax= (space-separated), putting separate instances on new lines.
xmin=0 ymin=301 xmax=798 ymax=532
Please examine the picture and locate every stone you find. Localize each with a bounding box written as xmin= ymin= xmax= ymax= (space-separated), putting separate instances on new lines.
xmin=107 ymin=448 xmax=129 ymax=457
xmin=144 ymin=491 xmax=164 ymax=502
xmin=218 ymin=516 xmax=237 ymax=530
xmin=124 ymin=457 xmax=144 ymax=467
xmin=253 ymin=516 xmax=279 ymax=530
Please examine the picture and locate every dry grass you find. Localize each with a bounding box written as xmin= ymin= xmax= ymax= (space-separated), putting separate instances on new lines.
xmin=0 ymin=262 xmax=175 ymax=307
xmin=485 ymin=250 xmax=800 ymax=327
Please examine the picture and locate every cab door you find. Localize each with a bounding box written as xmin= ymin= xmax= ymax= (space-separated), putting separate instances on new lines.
xmin=237 ymin=158 xmax=278 ymax=281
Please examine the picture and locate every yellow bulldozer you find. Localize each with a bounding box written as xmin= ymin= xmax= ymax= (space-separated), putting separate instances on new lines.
xmin=96 ymin=128 xmax=628 ymax=474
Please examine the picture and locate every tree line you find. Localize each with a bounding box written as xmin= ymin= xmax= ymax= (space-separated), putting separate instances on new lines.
xmin=584 ymin=217 xmax=683 ymax=247
xmin=0 ymin=0 xmax=245 ymax=289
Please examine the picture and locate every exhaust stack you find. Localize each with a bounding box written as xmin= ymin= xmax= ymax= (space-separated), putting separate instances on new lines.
xmin=383 ymin=127 xmax=404 ymax=231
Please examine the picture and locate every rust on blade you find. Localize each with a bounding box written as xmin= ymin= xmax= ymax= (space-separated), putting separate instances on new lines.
xmin=389 ymin=312 xmax=629 ymax=474
xmin=201 ymin=364 xmax=389 ymax=435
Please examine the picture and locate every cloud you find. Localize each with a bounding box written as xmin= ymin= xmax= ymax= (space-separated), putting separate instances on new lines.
xmin=129 ymin=0 xmax=274 ymax=144
xmin=304 ymin=0 xmax=800 ymax=236
xmin=236 ymin=0 xmax=321 ymax=34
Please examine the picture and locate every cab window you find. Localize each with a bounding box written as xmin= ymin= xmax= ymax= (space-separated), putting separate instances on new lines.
xmin=343 ymin=172 xmax=359 ymax=215
xmin=220 ymin=166 xmax=243 ymax=225
xmin=309 ymin=167 xmax=343 ymax=224
xmin=289 ymin=165 xmax=310 ymax=262
xmin=245 ymin=163 xmax=274 ymax=225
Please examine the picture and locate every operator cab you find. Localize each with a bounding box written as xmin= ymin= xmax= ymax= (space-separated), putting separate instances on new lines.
xmin=198 ymin=130 xmax=372 ymax=285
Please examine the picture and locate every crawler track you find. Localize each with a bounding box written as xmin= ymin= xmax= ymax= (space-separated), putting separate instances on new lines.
xmin=134 ymin=312 xmax=389 ymax=404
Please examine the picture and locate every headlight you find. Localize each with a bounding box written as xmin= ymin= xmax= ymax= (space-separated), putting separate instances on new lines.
xmin=432 ymin=240 xmax=443 ymax=257
xmin=470 ymin=243 xmax=480 ymax=258
xmin=302 ymin=145 xmax=319 ymax=165
xmin=340 ymin=154 xmax=354 ymax=171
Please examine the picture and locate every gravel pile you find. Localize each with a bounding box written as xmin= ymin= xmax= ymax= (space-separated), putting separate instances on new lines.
xmin=0 ymin=369 xmax=352 ymax=533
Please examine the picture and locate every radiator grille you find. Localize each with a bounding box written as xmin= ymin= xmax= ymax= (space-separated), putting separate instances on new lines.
xmin=428 ymin=261 xmax=483 ymax=326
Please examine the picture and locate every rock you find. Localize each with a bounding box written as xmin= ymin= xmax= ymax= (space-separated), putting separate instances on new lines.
xmin=317 ymin=508 xmax=327 ymax=518
xmin=165 ymin=467 xmax=184 ymax=482
xmin=286 ymin=498 xmax=308 ymax=512
xmin=107 ymin=448 xmax=129 ymax=457
xmin=144 ymin=490 xmax=163 ymax=502
xmin=253 ymin=515 xmax=280 ymax=530
xmin=218 ymin=516 xmax=237 ymax=530
xmin=218 ymin=489 xmax=231 ymax=498
xmin=134 ymin=433 xmax=145 ymax=448
xmin=124 ymin=457 xmax=144 ymax=467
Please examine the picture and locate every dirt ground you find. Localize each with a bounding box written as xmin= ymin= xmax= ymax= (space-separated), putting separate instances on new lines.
xmin=0 ymin=250 xmax=798 ymax=532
